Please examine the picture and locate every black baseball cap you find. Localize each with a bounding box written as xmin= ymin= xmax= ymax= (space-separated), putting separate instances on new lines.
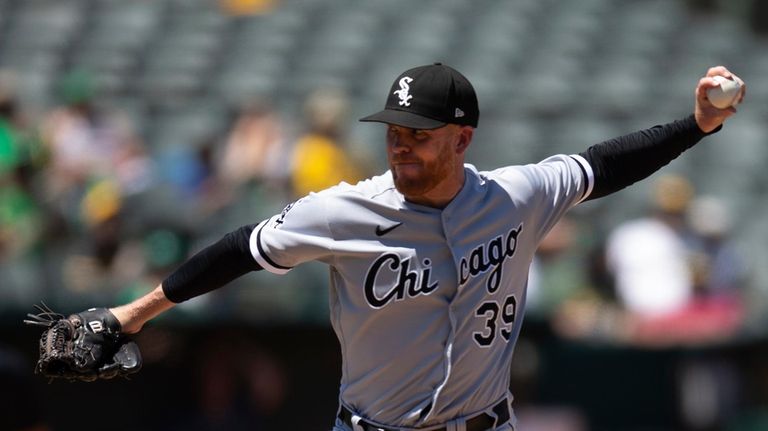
xmin=359 ymin=63 xmax=479 ymax=129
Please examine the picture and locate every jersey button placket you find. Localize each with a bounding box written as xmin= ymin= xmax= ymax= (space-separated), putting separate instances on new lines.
xmin=429 ymin=210 xmax=459 ymax=413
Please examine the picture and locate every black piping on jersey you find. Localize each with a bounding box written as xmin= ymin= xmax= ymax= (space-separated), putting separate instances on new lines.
xmin=162 ymin=224 xmax=263 ymax=303
xmin=255 ymin=220 xmax=293 ymax=271
xmin=569 ymin=155 xmax=591 ymax=201
xmin=578 ymin=114 xmax=717 ymax=201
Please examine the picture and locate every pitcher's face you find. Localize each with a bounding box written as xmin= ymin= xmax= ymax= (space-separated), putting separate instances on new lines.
xmin=386 ymin=124 xmax=473 ymax=207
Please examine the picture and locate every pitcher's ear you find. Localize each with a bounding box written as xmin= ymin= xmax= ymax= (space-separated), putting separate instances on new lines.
xmin=456 ymin=126 xmax=474 ymax=154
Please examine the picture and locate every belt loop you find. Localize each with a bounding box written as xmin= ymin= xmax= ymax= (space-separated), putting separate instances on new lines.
xmin=487 ymin=409 xmax=499 ymax=429
xmin=492 ymin=398 xmax=511 ymax=427
xmin=351 ymin=414 xmax=365 ymax=431
xmin=446 ymin=418 xmax=462 ymax=431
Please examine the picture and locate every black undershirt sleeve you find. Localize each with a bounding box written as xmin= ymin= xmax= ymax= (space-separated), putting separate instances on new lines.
xmin=162 ymin=224 xmax=262 ymax=303
xmin=579 ymin=114 xmax=719 ymax=201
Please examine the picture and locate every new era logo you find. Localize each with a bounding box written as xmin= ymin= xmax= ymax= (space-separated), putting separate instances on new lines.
xmin=455 ymin=108 xmax=465 ymax=118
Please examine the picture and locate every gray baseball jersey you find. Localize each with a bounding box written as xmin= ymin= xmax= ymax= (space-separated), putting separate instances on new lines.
xmin=250 ymin=155 xmax=593 ymax=428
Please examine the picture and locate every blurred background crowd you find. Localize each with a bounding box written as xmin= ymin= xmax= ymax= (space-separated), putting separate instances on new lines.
xmin=1 ymin=0 xmax=768 ymax=430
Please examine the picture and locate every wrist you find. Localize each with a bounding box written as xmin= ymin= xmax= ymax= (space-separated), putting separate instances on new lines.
xmin=109 ymin=305 xmax=143 ymax=334
xmin=110 ymin=284 xmax=175 ymax=334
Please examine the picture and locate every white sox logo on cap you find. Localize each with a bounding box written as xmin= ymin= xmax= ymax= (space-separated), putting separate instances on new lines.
xmin=393 ymin=77 xmax=413 ymax=106
xmin=360 ymin=63 xmax=479 ymax=129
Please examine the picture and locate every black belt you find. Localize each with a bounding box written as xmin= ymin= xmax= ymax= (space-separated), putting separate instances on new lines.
xmin=338 ymin=399 xmax=510 ymax=431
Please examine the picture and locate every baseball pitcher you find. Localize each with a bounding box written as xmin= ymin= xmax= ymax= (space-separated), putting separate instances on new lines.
xmin=26 ymin=63 xmax=744 ymax=431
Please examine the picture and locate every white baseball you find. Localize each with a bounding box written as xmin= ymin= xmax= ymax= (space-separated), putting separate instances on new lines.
xmin=706 ymin=75 xmax=742 ymax=109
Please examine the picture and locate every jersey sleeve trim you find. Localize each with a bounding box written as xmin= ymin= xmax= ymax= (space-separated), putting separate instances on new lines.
xmin=249 ymin=218 xmax=293 ymax=275
xmin=569 ymin=154 xmax=594 ymax=202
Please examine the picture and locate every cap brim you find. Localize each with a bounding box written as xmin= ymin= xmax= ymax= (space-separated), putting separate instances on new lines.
xmin=359 ymin=109 xmax=446 ymax=130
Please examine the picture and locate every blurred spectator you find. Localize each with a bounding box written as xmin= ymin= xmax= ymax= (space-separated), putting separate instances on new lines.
xmin=527 ymin=216 xmax=591 ymax=317
xmin=0 ymin=72 xmax=48 ymax=305
xmin=157 ymin=141 xmax=214 ymax=204
xmin=41 ymin=70 xmax=154 ymax=228
xmin=605 ymin=174 xmax=696 ymax=317
xmin=0 ymin=75 xmax=22 ymax=176
xmin=218 ymin=0 xmax=278 ymax=16
xmin=595 ymin=175 xmax=747 ymax=347
xmin=0 ymin=82 xmax=43 ymax=259
xmin=687 ymin=195 xmax=748 ymax=296
xmin=34 ymin=70 xmax=160 ymax=298
xmin=217 ymin=100 xmax=289 ymax=197
xmin=289 ymin=88 xmax=370 ymax=197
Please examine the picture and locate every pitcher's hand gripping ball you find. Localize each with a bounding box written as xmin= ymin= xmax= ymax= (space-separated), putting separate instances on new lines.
xmin=707 ymin=75 xmax=744 ymax=109
xmin=24 ymin=303 xmax=142 ymax=382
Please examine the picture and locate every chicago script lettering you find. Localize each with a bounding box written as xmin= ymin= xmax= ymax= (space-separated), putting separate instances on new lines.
xmin=364 ymin=253 xmax=439 ymax=308
xmin=459 ymin=223 xmax=523 ymax=293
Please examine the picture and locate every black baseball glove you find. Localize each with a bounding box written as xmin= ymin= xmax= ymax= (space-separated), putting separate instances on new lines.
xmin=24 ymin=302 xmax=142 ymax=382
